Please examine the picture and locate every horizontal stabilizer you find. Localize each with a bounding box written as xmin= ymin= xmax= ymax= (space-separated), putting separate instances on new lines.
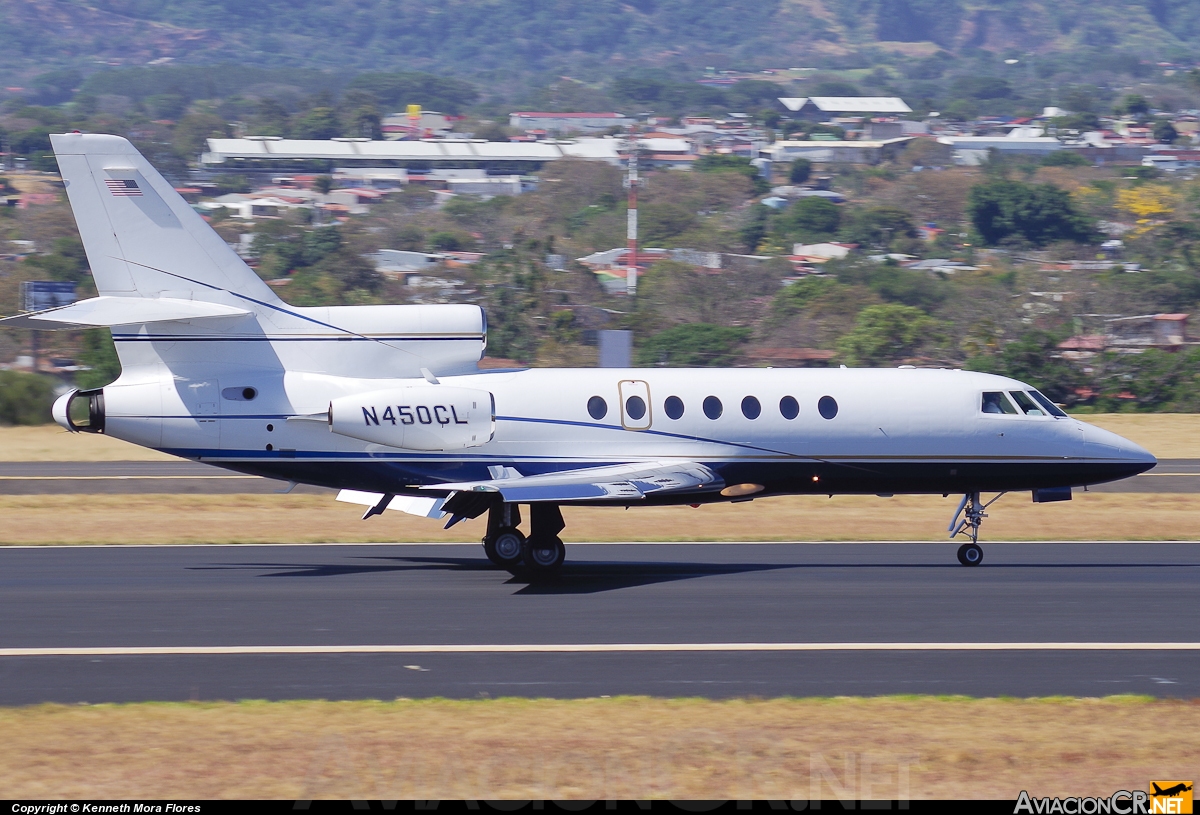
xmin=0 ymin=296 xmax=251 ymax=330
xmin=336 ymin=490 xmax=448 ymax=519
xmin=421 ymin=460 xmax=722 ymax=502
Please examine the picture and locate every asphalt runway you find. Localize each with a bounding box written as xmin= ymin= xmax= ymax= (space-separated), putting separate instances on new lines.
xmin=1 ymin=460 xmax=1197 ymax=493
xmin=0 ymin=541 xmax=1197 ymax=703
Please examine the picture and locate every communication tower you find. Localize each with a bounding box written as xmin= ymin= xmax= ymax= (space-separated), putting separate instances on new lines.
xmin=623 ymin=127 xmax=639 ymax=296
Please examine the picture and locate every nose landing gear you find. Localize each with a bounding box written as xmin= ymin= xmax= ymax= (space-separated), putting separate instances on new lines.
xmin=948 ymin=491 xmax=1006 ymax=567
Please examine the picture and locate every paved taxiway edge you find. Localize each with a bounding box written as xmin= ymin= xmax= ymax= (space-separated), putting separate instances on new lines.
xmin=4 ymin=642 xmax=1200 ymax=656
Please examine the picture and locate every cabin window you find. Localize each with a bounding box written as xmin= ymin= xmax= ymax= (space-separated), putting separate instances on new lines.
xmin=818 ymin=395 xmax=838 ymax=420
xmin=587 ymin=396 xmax=607 ymax=420
xmin=664 ymin=395 xmax=684 ymax=420
xmin=625 ymin=395 xmax=646 ymax=421
xmin=741 ymin=396 xmax=761 ymax=420
xmin=1029 ymin=390 xmax=1068 ymax=417
xmin=703 ymin=396 xmax=723 ymax=420
xmin=982 ymin=392 xmax=1018 ymax=415
xmin=779 ymin=395 xmax=799 ymax=420
xmin=1009 ymin=391 xmax=1045 ymax=416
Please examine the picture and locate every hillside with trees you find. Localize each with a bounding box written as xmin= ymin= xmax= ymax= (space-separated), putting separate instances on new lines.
xmin=3 ymin=0 xmax=1200 ymax=85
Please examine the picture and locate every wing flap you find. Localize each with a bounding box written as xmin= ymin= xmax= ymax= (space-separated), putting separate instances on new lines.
xmin=422 ymin=460 xmax=722 ymax=502
xmin=0 ymin=296 xmax=251 ymax=330
xmin=336 ymin=490 xmax=448 ymax=519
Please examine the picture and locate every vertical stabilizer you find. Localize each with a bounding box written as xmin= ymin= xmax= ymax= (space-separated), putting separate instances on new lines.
xmin=50 ymin=133 xmax=280 ymax=307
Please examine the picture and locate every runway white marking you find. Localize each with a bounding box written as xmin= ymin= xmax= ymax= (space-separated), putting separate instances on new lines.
xmin=2 ymin=642 xmax=1199 ymax=657
xmin=3 ymin=540 xmax=1200 ymax=549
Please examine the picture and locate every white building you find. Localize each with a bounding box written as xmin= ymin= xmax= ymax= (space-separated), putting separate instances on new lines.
xmin=936 ymin=128 xmax=1063 ymax=166
xmin=509 ymin=112 xmax=634 ymax=134
xmin=778 ymin=97 xmax=912 ymax=121
xmin=764 ymin=137 xmax=913 ymax=165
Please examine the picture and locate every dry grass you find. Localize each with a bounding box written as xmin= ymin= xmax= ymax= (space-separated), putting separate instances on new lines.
xmin=4 ymin=412 xmax=1200 ymax=463
xmin=0 ymin=426 xmax=174 ymax=462
xmin=0 ymin=697 xmax=1194 ymax=799
xmin=1079 ymin=413 xmax=1200 ymax=459
xmin=2 ymin=491 xmax=1200 ymax=544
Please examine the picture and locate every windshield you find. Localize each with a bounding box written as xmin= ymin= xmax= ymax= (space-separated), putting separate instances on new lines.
xmin=1029 ymin=390 xmax=1068 ymax=417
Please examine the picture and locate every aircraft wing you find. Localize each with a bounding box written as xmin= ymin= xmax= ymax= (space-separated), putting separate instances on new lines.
xmin=420 ymin=460 xmax=723 ymax=502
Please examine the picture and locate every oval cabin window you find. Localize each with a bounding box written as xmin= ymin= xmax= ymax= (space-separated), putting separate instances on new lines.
xmin=664 ymin=396 xmax=684 ymax=420
xmin=587 ymin=396 xmax=607 ymax=420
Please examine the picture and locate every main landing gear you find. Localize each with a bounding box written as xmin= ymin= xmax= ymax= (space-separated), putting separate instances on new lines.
xmin=948 ymin=491 xmax=1006 ymax=567
xmin=482 ymin=502 xmax=566 ymax=578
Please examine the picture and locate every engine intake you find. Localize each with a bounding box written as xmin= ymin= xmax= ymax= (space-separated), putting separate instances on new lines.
xmin=329 ymin=386 xmax=494 ymax=451
xmin=52 ymin=388 xmax=106 ymax=434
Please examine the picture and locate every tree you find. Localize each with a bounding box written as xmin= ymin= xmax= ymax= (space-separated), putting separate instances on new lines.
xmin=0 ymin=371 xmax=57 ymax=425
xmin=76 ymin=329 xmax=121 ymax=390
xmin=1152 ymin=120 xmax=1179 ymax=144
xmin=1118 ymin=94 xmax=1150 ymax=118
xmin=310 ymin=248 xmax=381 ymax=293
xmin=393 ymin=224 xmax=425 ymax=251
xmin=836 ymin=304 xmax=939 ymax=366
xmin=789 ymin=158 xmax=812 ymax=185
xmin=429 ymin=231 xmax=470 ymax=251
xmin=1042 ymin=151 xmax=1090 ymax=167
xmin=345 ymin=72 xmax=479 ymax=115
xmin=291 ymin=107 xmax=340 ymax=140
xmin=312 ymin=175 xmax=334 ymax=194
xmin=694 ymin=153 xmax=767 ymax=193
xmin=776 ymin=197 xmax=841 ymax=243
xmin=639 ymin=201 xmax=697 ymax=244
xmin=635 ymin=324 xmax=750 ymax=367
xmin=248 ymin=98 xmax=290 ymax=137
xmin=173 ymin=113 xmax=230 ymax=158
xmin=967 ymin=179 xmax=1096 ymax=247
xmin=811 ymin=80 xmax=861 ymax=97
xmin=839 ymin=207 xmax=916 ymax=250
xmin=967 ymin=330 xmax=1081 ymax=403
xmin=474 ymin=121 xmax=510 ymax=142
xmin=739 ymin=203 xmax=771 ymax=252
xmin=24 ymin=237 xmax=89 ymax=284
xmin=342 ymin=105 xmax=381 ymax=139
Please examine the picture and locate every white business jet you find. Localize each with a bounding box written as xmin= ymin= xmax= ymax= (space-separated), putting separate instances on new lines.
xmin=3 ymin=135 xmax=1156 ymax=573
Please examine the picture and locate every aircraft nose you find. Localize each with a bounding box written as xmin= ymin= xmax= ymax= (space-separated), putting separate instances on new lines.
xmin=1079 ymin=422 xmax=1157 ymax=468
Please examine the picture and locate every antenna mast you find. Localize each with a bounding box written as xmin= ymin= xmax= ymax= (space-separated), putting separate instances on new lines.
xmin=624 ymin=125 xmax=639 ymax=296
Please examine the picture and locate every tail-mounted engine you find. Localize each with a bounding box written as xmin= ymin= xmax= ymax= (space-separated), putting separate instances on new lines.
xmin=328 ymin=386 xmax=494 ymax=451
xmin=52 ymin=388 xmax=106 ymax=433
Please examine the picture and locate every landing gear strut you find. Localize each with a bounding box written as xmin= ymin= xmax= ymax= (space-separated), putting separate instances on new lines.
xmin=481 ymin=502 xmax=566 ymax=577
xmin=948 ymin=491 xmax=1006 ymax=567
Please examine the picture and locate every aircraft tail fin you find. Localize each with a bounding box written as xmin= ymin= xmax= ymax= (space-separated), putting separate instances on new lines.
xmin=50 ymin=133 xmax=280 ymax=307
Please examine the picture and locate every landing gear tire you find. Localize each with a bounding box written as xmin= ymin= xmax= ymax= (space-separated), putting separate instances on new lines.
xmin=957 ymin=542 xmax=983 ymax=567
xmin=522 ymin=534 xmax=565 ymax=577
xmin=484 ymin=526 xmax=525 ymax=569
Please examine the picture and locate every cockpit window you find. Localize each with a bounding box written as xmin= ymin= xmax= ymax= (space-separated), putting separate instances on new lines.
xmin=1029 ymin=390 xmax=1068 ymax=418
xmin=1009 ymin=390 xmax=1045 ymax=416
xmin=982 ymin=392 xmax=1018 ymax=414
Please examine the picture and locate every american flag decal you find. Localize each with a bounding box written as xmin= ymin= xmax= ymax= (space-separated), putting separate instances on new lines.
xmin=104 ymin=178 xmax=142 ymax=196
